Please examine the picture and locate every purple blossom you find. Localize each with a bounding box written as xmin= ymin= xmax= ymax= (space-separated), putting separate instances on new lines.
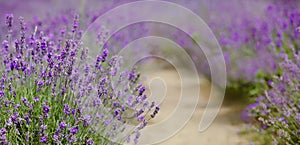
xmin=83 ymin=116 xmax=91 ymax=127
xmin=102 ymin=49 xmax=108 ymax=59
xmin=69 ymin=126 xmax=79 ymax=135
xmin=6 ymin=118 xmax=12 ymax=126
xmin=40 ymin=136 xmax=47 ymax=143
xmin=11 ymin=112 xmax=19 ymax=124
xmin=71 ymin=109 xmax=75 ymax=116
xmin=59 ymin=122 xmax=67 ymax=129
xmin=151 ymin=106 xmax=160 ymax=118
xmin=37 ymin=81 xmax=44 ymax=87
xmin=105 ymin=119 xmax=111 ymax=126
xmin=42 ymin=103 xmax=50 ymax=117
xmin=137 ymin=116 xmax=144 ymax=122
xmin=14 ymin=104 xmax=20 ymax=109
xmin=34 ymin=96 xmax=39 ymax=102
xmin=0 ymin=91 xmax=4 ymax=97
xmin=5 ymin=14 xmax=13 ymax=29
xmin=68 ymin=136 xmax=76 ymax=143
xmin=86 ymin=138 xmax=94 ymax=145
xmin=63 ymin=104 xmax=70 ymax=115
xmin=21 ymin=97 xmax=29 ymax=106
xmin=0 ymin=128 xmax=6 ymax=135
xmin=40 ymin=124 xmax=47 ymax=131
xmin=134 ymin=131 xmax=141 ymax=144
xmin=138 ymin=86 xmax=146 ymax=96
xmin=53 ymin=134 xmax=59 ymax=142
xmin=24 ymin=114 xmax=30 ymax=125
xmin=117 ymin=115 xmax=122 ymax=121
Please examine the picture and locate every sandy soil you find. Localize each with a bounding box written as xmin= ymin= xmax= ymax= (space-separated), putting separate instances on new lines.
xmin=136 ymin=65 xmax=248 ymax=145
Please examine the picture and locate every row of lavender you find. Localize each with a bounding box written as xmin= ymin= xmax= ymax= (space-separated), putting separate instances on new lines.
xmin=0 ymin=10 xmax=159 ymax=145
xmin=208 ymin=0 xmax=300 ymax=144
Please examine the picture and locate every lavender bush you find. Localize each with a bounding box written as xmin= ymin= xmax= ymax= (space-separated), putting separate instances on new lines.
xmin=0 ymin=12 xmax=158 ymax=145
xmin=206 ymin=0 xmax=300 ymax=143
xmin=246 ymin=49 xmax=300 ymax=144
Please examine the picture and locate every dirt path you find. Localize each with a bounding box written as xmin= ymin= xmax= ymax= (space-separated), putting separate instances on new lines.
xmin=137 ymin=66 xmax=248 ymax=145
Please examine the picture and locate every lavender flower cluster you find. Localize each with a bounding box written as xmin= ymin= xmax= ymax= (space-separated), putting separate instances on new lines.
xmin=0 ymin=12 xmax=158 ymax=145
xmin=247 ymin=50 xmax=300 ymax=144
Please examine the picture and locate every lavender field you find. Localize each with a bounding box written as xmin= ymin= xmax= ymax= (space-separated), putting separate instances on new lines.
xmin=0 ymin=0 xmax=299 ymax=145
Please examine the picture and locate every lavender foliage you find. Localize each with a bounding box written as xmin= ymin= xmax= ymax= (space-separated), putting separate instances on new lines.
xmin=0 ymin=12 xmax=158 ymax=145
xmin=247 ymin=50 xmax=300 ymax=144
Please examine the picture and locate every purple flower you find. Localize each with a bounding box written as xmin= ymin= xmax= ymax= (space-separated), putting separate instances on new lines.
xmin=151 ymin=106 xmax=160 ymax=118
xmin=5 ymin=14 xmax=13 ymax=29
xmin=34 ymin=96 xmax=39 ymax=102
xmin=68 ymin=136 xmax=76 ymax=143
xmin=83 ymin=116 xmax=91 ymax=127
xmin=42 ymin=103 xmax=50 ymax=117
xmin=128 ymin=69 xmax=139 ymax=83
xmin=37 ymin=81 xmax=44 ymax=87
xmin=40 ymin=124 xmax=47 ymax=131
xmin=105 ymin=119 xmax=111 ymax=126
xmin=247 ymin=102 xmax=260 ymax=109
xmin=117 ymin=115 xmax=122 ymax=121
xmin=11 ymin=112 xmax=19 ymax=124
xmin=71 ymin=109 xmax=75 ymax=116
xmin=21 ymin=97 xmax=29 ymax=106
xmin=0 ymin=90 xmax=4 ymax=97
xmin=114 ymin=108 xmax=121 ymax=116
xmin=14 ymin=104 xmax=20 ymax=109
xmin=72 ymin=14 xmax=79 ymax=33
xmin=6 ymin=118 xmax=12 ymax=126
xmin=63 ymin=104 xmax=70 ymax=115
xmin=53 ymin=134 xmax=59 ymax=141
xmin=138 ymin=86 xmax=146 ymax=96
xmin=134 ymin=131 xmax=141 ymax=144
xmin=24 ymin=114 xmax=30 ymax=125
xmin=43 ymin=104 xmax=50 ymax=113
xmin=86 ymin=138 xmax=94 ymax=145
xmin=40 ymin=136 xmax=48 ymax=143
xmin=101 ymin=49 xmax=109 ymax=62
xmin=0 ymin=128 xmax=6 ymax=135
xmin=69 ymin=126 xmax=79 ymax=135
xmin=59 ymin=122 xmax=67 ymax=129
xmin=137 ymin=116 xmax=144 ymax=122
xmin=137 ymin=120 xmax=147 ymax=130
